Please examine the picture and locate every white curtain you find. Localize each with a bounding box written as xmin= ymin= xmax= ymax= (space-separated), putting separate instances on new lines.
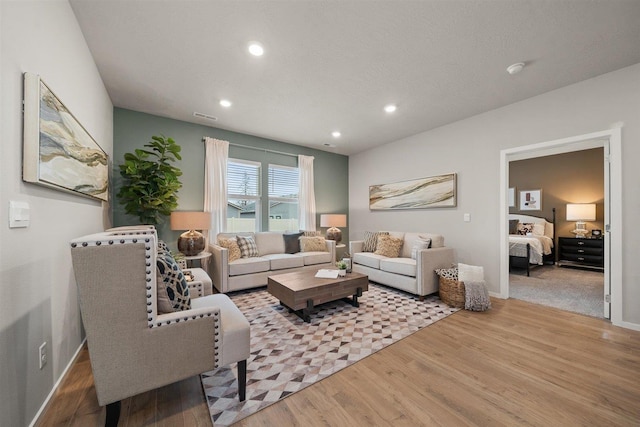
xmin=204 ymin=137 xmax=229 ymax=242
xmin=298 ymin=155 xmax=316 ymax=231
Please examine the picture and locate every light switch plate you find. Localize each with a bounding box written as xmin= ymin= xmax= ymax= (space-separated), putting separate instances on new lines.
xmin=463 ymin=213 xmax=471 ymax=222
xmin=9 ymin=201 xmax=30 ymax=228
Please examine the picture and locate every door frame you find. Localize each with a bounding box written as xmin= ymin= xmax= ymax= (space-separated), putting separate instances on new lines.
xmin=499 ymin=127 xmax=622 ymax=325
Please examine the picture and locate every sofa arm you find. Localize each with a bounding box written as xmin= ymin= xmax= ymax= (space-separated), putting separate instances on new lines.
xmin=207 ymin=244 xmax=229 ymax=293
xmin=349 ymin=240 xmax=364 ymax=254
xmin=325 ymin=239 xmax=336 ymax=261
xmin=417 ymin=247 xmax=455 ymax=296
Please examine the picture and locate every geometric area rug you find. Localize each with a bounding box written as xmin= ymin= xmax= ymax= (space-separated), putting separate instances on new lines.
xmin=201 ymin=283 xmax=459 ymax=426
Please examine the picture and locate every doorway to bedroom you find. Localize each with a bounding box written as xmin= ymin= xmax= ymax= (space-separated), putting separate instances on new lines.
xmin=508 ymin=148 xmax=605 ymax=318
xmin=499 ymin=128 xmax=622 ymax=325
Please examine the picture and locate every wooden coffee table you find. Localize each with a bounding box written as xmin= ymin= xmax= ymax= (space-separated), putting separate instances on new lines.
xmin=267 ymin=270 xmax=369 ymax=322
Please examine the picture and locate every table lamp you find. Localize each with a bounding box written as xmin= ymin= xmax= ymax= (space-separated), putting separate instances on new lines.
xmin=320 ymin=214 xmax=347 ymax=244
xmin=170 ymin=211 xmax=211 ymax=255
xmin=566 ymin=203 xmax=596 ymax=238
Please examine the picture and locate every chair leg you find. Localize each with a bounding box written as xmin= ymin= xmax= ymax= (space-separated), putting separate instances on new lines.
xmin=238 ymin=360 xmax=247 ymax=401
xmin=105 ymin=401 xmax=121 ymax=427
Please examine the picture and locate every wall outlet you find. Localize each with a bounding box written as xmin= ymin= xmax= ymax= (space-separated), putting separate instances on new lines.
xmin=39 ymin=342 xmax=47 ymax=370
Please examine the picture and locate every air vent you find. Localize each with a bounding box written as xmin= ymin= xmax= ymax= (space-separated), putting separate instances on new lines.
xmin=193 ymin=112 xmax=218 ymax=121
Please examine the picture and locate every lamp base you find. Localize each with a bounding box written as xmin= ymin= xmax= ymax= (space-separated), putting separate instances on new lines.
xmin=571 ymin=221 xmax=589 ymax=238
xmin=326 ymin=227 xmax=342 ymax=244
xmin=178 ymin=230 xmax=205 ymax=256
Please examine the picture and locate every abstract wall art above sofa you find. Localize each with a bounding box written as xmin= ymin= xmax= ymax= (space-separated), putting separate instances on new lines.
xmin=368 ymin=172 xmax=457 ymax=210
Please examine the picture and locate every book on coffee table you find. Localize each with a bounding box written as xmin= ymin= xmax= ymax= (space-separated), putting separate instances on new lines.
xmin=315 ymin=269 xmax=339 ymax=279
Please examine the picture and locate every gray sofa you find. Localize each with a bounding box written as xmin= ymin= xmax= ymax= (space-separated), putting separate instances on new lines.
xmin=208 ymin=231 xmax=336 ymax=293
xmin=349 ymin=232 xmax=455 ymax=297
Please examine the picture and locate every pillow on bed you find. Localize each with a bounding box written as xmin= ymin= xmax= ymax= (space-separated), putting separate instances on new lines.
xmin=532 ymin=223 xmax=545 ymax=236
xmin=509 ymin=220 xmax=519 ymax=235
xmin=517 ymin=223 xmax=534 ymax=235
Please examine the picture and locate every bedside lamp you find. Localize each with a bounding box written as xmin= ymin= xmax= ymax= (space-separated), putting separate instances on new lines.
xmin=320 ymin=214 xmax=347 ymax=244
xmin=566 ymin=203 xmax=596 ymax=238
xmin=170 ymin=211 xmax=211 ymax=256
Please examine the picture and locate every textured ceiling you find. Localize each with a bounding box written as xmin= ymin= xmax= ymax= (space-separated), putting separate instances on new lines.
xmin=69 ymin=0 xmax=640 ymax=155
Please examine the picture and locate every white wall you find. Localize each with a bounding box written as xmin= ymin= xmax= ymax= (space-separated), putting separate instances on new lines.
xmin=350 ymin=63 xmax=640 ymax=326
xmin=0 ymin=1 xmax=113 ymax=425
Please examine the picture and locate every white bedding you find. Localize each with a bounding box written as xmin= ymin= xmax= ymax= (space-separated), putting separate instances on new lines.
xmin=509 ymin=234 xmax=553 ymax=264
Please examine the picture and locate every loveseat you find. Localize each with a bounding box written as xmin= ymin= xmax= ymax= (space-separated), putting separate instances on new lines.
xmin=208 ymin=231 xmax=336 ymax=293
xmin=349 ymin=231 xmax=455 ymax=297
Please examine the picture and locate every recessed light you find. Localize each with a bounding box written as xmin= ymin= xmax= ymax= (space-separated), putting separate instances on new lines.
xmin=331 ymin=131 xmax=341 ymax=138
xmin=506 ymin=62 xmax=525 ymax=75
xmin=220 ymin=99 xmax=232 ymax=108
xmin=384 ymin=104 xmax=397 ymax=113
xmin=248 ymin=42 xmax=264 ymax=56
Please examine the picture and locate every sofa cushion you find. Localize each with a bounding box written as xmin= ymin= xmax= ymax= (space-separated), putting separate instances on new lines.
xmin=380 ymin=258 xmax=417 ymax=277
xmin=283 ymin=232 xmax=303 ymax=254
xmin=353 ymin=252 xmax=387 ymax=269
xmin=298 ymin=251 xmax=332 ymax=265
xmin=156 ymin=252 xmax=191 ymax=313
xmin=375 ymin=235 xmax=404 ymax=258
xmin=410 ymin=237 xmax=431 ymax=259
xmin=255 ymin=232 xmax=285 ymax=255
xmin=263 ymin=253 xmax=305 ymax=270
xmin=217 ymin=237 xmax=241 ymax=262
xmin=300 ymin=236 xmax=327 ymax=252
xmin=228 ymin=257 xmax=270 ymax=276
xmin=363 ymin=231 xmax=389 ymax=252
xmin=236 ymin=235 xmax=259 ymax=258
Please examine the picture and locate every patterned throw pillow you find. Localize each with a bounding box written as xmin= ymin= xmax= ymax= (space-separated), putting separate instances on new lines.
xmin=435 ymin=267 xmax=458 ymax=281
xmin=236 ymin=235 xmax=259 ymax=258
xmin=157 ymin=239 xmax=171 ymax=255
xmin=283 ymin=232 xmax=303 ymax=254
xmin=156 ymin=252 xmax=191 ymax=313
xmin=517 ymin=223 xmax=534 ymax=235
xmin=363 ymin=231 xmax=389 ymax=252
xmin=299 ymin=236 xmax=328 ymax=252
xmin=217 ymin=237 xmax=241 ymax=262
xmin=374 ymin=235 xmax=404 ymax=258
xmin=301 ymin=230 xmax=321 ymax=237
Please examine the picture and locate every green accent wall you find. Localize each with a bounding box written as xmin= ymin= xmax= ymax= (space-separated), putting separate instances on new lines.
xmin=113 ymin=108 xmax=349 ymax=247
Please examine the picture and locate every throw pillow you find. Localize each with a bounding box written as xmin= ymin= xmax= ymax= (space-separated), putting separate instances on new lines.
xmin=363 ymin=231 xmax=389 ymax=252
xmin=435 ymin=267 xmax=458 ymax=281
xmin=217 ymin=237 xmax=241 ymax=262
xmin=299 ymin=236 xmax=328 ymax=252
xmin=374 ymin=235 xmax=404 ymax=258
xmin=301 ymin=230 xmax=321 ymax=237
xmin=156 ymin=252 xmax=191 ymax=313
xmin=157 ymin=239 xmax=171 ymax=254
xmin=411 ymin=237 xmax=431 ymax=260
xmin=532 ymin=222 xmax=545 ymax=236
xmin=517 ymin=223 xmax=534 ymax=235
xmin=508 ymin=220 xmax=519 ymax=235
xmin=283 ymin=232 xmax=303 ymax=254
xmin=236 ymin=235 xmax=259 ymax=258
xmin=458 ymin=263 xmax=485 ymax=283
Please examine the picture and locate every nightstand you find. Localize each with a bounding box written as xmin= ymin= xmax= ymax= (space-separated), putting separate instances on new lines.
xmin=557 ymin=237 xmax=604 ymax=271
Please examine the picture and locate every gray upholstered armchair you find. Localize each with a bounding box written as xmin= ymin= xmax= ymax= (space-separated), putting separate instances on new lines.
xmin=70 ymin=229 xmax=250 ymax=426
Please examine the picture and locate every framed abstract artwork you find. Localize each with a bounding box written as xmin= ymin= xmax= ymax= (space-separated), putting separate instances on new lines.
xmin=23 ymin=73 xmax=108 ymax=202
xmin=369 ymin=173 xmax=457 ymax=210
xmin=519 ymin=189 xmax=542 ymax=211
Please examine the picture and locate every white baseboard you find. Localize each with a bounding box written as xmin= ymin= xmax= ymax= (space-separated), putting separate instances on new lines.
xmin=614 ymin=320 xmax=640 ymax=332
xmin=29 ymin=338 xmax=87 ymax=427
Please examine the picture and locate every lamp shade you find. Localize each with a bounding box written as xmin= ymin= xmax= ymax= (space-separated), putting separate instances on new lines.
xmin=320 ymin=214 xmax=347 ymax=228
xmin=170 ymin=211 xmax=211 ymax=231
xmin=566 ymin=204 xmax=596 ymax=221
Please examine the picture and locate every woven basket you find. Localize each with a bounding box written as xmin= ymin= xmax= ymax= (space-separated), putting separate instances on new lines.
xmin=439 ymin=276 xmax=465 ymax=308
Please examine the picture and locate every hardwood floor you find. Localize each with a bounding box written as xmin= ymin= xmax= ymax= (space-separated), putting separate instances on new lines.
xmin=37 ymin=298 xmax=640 ymax=426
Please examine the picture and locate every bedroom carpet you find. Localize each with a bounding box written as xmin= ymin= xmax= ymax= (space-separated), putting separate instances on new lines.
xmin=200 ymin=283 xmax=459 ymax=426
xmin=509 ymin=265 xmax=604 ymax=318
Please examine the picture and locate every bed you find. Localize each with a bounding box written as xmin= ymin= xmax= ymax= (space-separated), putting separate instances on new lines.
xmin=508 ymin=208 xmax=555 ymax=276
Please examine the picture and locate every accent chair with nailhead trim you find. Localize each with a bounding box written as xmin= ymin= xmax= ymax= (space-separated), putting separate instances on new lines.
xmin=70 ymin=229 xmax=250 ymax=426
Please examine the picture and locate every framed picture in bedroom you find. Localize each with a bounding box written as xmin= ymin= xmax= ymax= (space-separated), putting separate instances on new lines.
xmin=519 ymin=189 xmax=542 ymax=211
xmin=22 ymin=72 xmax=109 ymax=202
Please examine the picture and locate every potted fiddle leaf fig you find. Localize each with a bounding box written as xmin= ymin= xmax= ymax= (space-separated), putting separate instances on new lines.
xmin=117 ymin=135 xmax=183 ymax=225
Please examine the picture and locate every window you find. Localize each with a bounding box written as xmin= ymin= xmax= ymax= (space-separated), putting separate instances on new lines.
xmin=227 ymin=159 xmax=261 ymax=232
xmin=268 ymin=164 xmax=299 ymax=231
